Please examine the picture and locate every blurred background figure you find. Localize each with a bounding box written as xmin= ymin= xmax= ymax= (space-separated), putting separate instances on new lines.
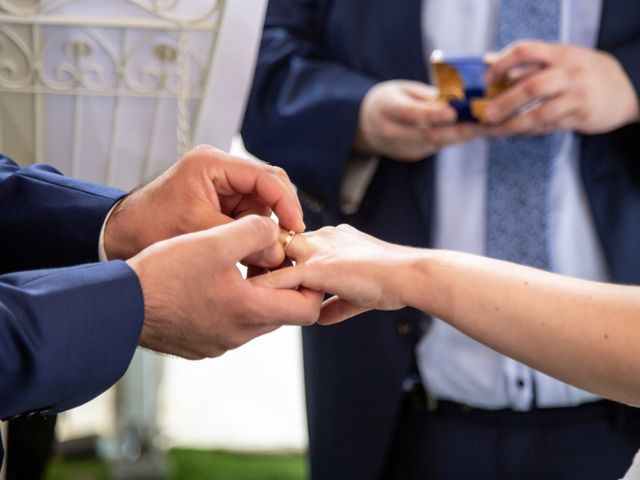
xmin=242 ymin=1 xmax=640 ymax=479
xmin=0 ymin=2 xmax=312 ymax=480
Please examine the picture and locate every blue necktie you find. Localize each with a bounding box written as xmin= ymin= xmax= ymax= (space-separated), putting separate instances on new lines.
xmin=486 ymin=0 xmax=560 ymax=269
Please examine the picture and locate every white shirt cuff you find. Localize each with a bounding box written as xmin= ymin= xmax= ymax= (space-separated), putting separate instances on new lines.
xmin=340 ymin=154 xmax=380 ymax=215
xmin=98 ymin=201 xmax=120 ymax=262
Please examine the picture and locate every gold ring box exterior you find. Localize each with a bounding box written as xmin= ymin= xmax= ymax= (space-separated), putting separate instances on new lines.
xmin=430 ymin=50 xmax=509 ymax=123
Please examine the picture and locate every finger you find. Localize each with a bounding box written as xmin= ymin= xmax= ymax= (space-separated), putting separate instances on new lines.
xmin=225 ymin=195 xmax=272 ymax=220
xmin=486 ymin=112 xmax=539 ymax=137
xmin=487 ymin=40 xmax=555 ymax=86
xmin=259 ymin=164 xmax=304 ymax=224
xmin=252 ymin=285 xmax=323 ymax=326
xmin=280 ymin=230 xmax=313 ymax=263
xmin=244 ymin=242 xmax=285 ymax=269
xmin=422 ymin=123 xmax=484 ymax=147
xmin=253 ymin=166 xmax=305 ymax=232
xmin=250 ymin=264 xmax=304 ymax=290
xmin=416 ymin=103 xmax=458 ymax=128
xmin=318 ymin=296 xmax=370 ymax=325
xmin=212 ymin=215 xmax=280 ymax=263
xmin=246 ymin=264 xmax=270 ymax=279
xmin=504 ymin=63 xmax=544 ymax=84
xmin=270 ymin=165 xmax=297 ymax=197
xmin=207 ymin=152 xmax=305 ymax=232
xmin=386 ymin=97 xmax=457 ymax=127
xmin=487 ymin=95 xmax=577 ymax=137
xmin=546 ymin=112 xmax=582 ymax=133
xmin=398 ymin=81 xmax=440 ymax=101
xmin=533 ymin=95 xmax=578 ymax=130
xmin=246 ymin=256 xmax=294 ymax=273
xmin=484 ymin=69 xmax=569 ymax=125
xmin=273 ymin=257 xmax=294 ymax=270
xmin=378 ymin=121 xmax=453 ymax=151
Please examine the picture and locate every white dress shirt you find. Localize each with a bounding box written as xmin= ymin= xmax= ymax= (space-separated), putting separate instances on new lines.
xmin=622 ymin=450 xmax=640 ymax=480
xmin=416 ymin=0 xmax=607 ymax=410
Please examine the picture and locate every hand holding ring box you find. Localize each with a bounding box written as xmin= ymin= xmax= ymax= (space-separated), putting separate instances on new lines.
xmin=429 ymin=50 xmax=509 ymax=123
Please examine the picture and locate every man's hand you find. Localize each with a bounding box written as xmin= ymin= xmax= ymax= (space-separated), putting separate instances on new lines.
xmin=127 ymin=215 xmax=322 ymax=359
xmin=484 ymin=41 xmax=640 ymax=136
xmin=354 ymin=80 xmax=484 ymax=161
xmin=104 ymin=145 xmax=304 ymax=268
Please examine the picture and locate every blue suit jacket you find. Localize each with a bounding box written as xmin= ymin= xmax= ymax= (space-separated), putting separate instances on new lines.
xmin=0 ymin=155 xmax=144 ymax=464
xmin=242 ymin=1 xmax=640 ymax=478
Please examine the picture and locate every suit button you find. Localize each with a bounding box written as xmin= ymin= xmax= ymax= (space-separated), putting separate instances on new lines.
xmin=398 ymin=321 xmax=414 ymax=337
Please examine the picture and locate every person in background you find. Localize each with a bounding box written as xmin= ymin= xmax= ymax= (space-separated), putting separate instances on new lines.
xmin=0 ymin=146 xmax=322 ymax=467
xmin=261 ymin=223 xmax=640 ymax=480
xmin=242 ymin=1 xmax=640 ymax=478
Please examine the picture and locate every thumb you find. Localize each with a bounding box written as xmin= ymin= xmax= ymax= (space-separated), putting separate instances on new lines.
xmin=399 ymin=81 xmax=440 ymax=101
xmin=250 ymin=265 xmax=305 ymax=290
xmin=318 ymin=297 xmax=370 ymax=325
xmin=213 ymin=215 xmax=280 ymax=263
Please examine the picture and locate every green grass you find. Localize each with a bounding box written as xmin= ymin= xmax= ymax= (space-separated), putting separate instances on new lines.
xmin=45 ymin=456 xmax=108 ymax=480
xmin=45 ymin=449 xmax=307 ymax=480
xmin=172 ymin=449 xmax=307 ymax=480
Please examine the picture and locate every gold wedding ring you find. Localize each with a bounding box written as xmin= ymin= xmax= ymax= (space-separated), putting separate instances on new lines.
xmin=282 ymin=230 xmax=297 ymax=253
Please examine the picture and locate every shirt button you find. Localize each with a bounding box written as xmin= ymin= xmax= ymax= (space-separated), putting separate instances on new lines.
xmin=398 ymin=321 xmax=414 ymax=337
xmin=516 ymin=378 xmax=526 ymax=389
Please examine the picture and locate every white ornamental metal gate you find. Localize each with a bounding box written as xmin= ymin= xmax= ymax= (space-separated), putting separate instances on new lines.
xmin=0 ymin=0 xmax=265 ymax=188
xmin=0 ymin=1 xmax=267 ymax=477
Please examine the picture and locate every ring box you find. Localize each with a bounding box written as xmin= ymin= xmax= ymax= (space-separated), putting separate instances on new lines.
xmin=429 ymin=50 xmax=509 ymax=123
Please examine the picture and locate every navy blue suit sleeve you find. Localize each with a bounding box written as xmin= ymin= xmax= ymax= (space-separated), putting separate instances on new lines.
xmin=0 ymin=260 xmax=144 ymax=420
xmin=241 ymin=0 xmax=378 ymax=215
xmin=0 ymin=155 xmax=125 ymax=273
xmin=598 ymin=0 xmax=640 ymax=107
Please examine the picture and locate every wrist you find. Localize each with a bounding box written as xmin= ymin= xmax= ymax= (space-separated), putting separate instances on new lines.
xmin=104 ymin=196 xmax=143 ymax=260
xmin=126 ymin=251 xmax=166 ymax=355
xmin=390 ymin=246 xmax=433 ymax=309
xmin=126 ymin=254 xmax=156 ymax=352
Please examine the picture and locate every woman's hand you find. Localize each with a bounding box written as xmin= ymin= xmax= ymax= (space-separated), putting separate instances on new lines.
xmin=252 ymin=224 xmax=422 ymax=324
